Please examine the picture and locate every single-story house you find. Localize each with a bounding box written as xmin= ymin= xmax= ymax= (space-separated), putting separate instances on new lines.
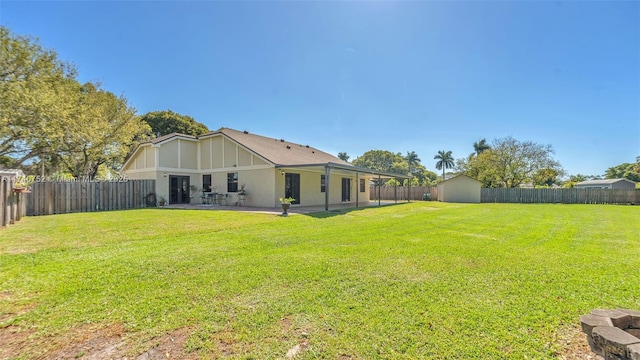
xmin=122 ymin=127 xmax=408 ymax=209
xmin=437 ymin=174 xmax=482 ymax=203
xmin=575 ymin=178 xmax=637 ymax=190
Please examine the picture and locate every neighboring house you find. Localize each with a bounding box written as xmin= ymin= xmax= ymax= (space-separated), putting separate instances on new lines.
xmin=122 ymin=127 xmax=407 ymax=209
xmin=575 ymin=178 xmax=637 ymax=190
xmin=437 ymin=174 xmax=482 ymax=203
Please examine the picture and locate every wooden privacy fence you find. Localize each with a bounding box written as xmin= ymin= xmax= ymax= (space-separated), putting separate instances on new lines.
xmin=370 ymin=185 xmax=438 ymax=201
xmin=481 ymin=188 xmax=640 ymax=204
xmin=1 ymin=175 xmax=28 ymax=227
xmin=27 ymin=180 xmax=156 ymax=216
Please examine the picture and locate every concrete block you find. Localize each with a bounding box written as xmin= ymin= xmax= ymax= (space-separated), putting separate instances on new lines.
xmin=628 ymin=343 xmax=640 ymax=360
xmin=582 ymin=314 xmax=614 ymax=336
xmin=592 ymin=309 xmax=632 ymax=329
xmin=620 ymin=309 xmax=640 ymax=329
xmin=587 ymin=335 xmax=605 ymax=356
xmin=593 ymin=326 xmax=640 ymax=358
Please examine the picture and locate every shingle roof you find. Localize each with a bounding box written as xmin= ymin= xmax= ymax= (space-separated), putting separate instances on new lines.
xmin=576 ymin=178 xmax=636 ymax=185
xmin=202 ymin=127 xmax=352 ymax=167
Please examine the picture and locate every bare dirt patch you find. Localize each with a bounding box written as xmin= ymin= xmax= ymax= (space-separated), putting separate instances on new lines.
xmin=135 ymin=327 xmax=197 ymax=360
xmin=1 ymin=323 xmax=199 ymax=360
xmin=0 ymin=325 xmax=36 ymax=359
xmin=47 ymin=323 xmax=127 ymax=359
xmin=555 ymin=326 xmax=603 ymax=360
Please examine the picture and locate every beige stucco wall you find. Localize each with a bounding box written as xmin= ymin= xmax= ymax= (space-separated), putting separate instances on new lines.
xmin=196 ymin=168 xmax=276 ymax=207
xmin=237 ymin=168 xmax=276 ymax=207
xmin=223 ymin=138 xmax=236 ymax=167
xmin=274 ymin=169 xmax=370 ymax=207
xmin=200 ymin=135 xmax=268 ymax=170
xmin=211 ymin=137 xmax=223 ymax=169
xmin=200 ymin=138 xmax=211 ymax=170
xmin=159 ymin=141 xmax=179 ymax=168
xmin=134 ymin=150 xmax=145 ymax=169
xmin=123 ymin=145 xmax=156 ymax=172
xmin=437 ymin=176 xmax=481 ymax=203
xmin=145 ymin=147 xmax=155 ymax=168
xmin=180 ymin=140 xmax=198 ymax=170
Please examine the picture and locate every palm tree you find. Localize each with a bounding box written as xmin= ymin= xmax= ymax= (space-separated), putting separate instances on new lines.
xmin=473 ymin=139 xmax=490 ymax=155
xmin=434 ymin=150 xmax=454 ymax=180
xmin=405 ymin=151 xmax=421 ymax=202
xmin=405 ymin=151 xmax=421 ymax=175
xmin=337 ymin=152 xmax=350 ymax=162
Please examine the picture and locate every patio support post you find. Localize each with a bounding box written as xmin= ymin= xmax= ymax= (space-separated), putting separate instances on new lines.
xmin=378 ymin=175 xmax=381 ymax=206
xmin=394 ymin=180 xmax=397 ymax=203
xmin=355 ymin=172 xmax=359 ymax=208
xmin=325 ymin=165 xmax=331 ymax=211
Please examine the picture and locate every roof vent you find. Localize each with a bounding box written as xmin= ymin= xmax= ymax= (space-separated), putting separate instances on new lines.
xmin=286 ymin=145 xmax=291 ymax=149
xmin=243 ymin=130 xmax=249 ymax=134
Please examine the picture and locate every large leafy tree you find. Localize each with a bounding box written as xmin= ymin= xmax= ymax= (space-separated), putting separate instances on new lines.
xmin=457 ymin=137 xmax=563 ymax=188
xmin=532 ymin=168 xmax=561 ymax=187
xmin=434 ymin=150 xmax=454 ymax=180
xmin=0 ymin=26 xmax=76 ymax=167
xmin=1 ymin=26 xmax=149 ymax=177
xmin=140 ymin=110 xmax=209 ymax=137
xmin=352 ymin=150 xmax=402 ymax=173
xmin=52 ymin=82 xmax=150 ymax=177
xmin=605 ymin=160 xmax=640 ymax=182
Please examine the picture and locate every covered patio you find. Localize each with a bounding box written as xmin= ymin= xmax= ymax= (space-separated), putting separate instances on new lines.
xmin=275 ymin=162 xmax=412 ymax=211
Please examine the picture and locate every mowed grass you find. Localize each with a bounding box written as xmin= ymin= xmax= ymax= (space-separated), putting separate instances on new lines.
xmin=1 ymin=203 xmax=639 ymax=359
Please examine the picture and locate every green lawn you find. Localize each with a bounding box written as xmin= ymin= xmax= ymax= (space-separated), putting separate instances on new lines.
xmin=1 ymin=203 xmax=639 ymax=359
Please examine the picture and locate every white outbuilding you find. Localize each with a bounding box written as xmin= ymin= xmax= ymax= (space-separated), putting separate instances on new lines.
xmin=437 ymin=174 xmax=482 ymax=203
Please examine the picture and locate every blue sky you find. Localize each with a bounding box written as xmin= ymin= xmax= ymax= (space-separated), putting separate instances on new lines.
xmin=1 ymin=1 xmax=638 ymax=177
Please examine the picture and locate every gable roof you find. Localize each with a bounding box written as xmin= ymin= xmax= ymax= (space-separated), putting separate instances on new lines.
xmin=149 ymin=132 xmax=198 ymax=145
xmin=576 ymin=178 xmax=637 ymax=186
xmin=201 ymin=127 xmax=351 ymax=167
xmin=438 ymin=174 xmax=482 ymax=185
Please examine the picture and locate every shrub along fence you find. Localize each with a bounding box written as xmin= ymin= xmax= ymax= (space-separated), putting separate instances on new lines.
xmin=1 ymin=174 xmax=28 ymax=227
xmin=27 ymin=180 xmax=156 ymax=216
xmin=370 ymin=185 xmax=438 ymax=201
xmin=481 ymin=188 xmax=640 ymax=204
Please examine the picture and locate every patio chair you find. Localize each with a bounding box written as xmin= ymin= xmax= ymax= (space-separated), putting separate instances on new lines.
xmin=216 ymin=193 xmax=230 ymax=206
